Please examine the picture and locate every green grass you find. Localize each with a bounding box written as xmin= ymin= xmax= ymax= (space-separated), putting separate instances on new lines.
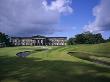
xmin=0 ymin=43 xmax=110 ymax=82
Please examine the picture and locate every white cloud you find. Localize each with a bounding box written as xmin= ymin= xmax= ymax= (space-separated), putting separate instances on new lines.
xmin=42 ymin=0 xmax=73 ymax=14
xmin=84 ymin=0 xmax=110 ymax=32
xmin=0 ymin=0 xmax=73 ymax=36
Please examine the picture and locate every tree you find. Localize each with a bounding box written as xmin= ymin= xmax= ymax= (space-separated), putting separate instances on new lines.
xmin=67 ymin=38 xmax=76 ymax=45
xmin=94 ymin=33 xmax=104 ymax=43
xmin=0 ymin=32 xmax=11 ymax=47
xmin=68 ymin=31 xmax=105 ymax=45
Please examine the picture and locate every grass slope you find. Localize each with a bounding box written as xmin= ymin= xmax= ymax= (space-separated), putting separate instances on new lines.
xmin=0 ymin=43 xmax=110 ymax=82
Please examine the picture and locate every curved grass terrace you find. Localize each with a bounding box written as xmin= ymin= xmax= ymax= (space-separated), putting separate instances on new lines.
xmin=0 ymin=43 xmax=110 ymax=82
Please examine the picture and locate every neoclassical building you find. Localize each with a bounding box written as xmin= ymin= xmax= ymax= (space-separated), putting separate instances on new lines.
xmin=11 ymin=36 xmax=67 ymax=46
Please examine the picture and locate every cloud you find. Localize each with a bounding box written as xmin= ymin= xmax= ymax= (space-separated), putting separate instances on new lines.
xmin=0 ymin=0 xmax=73 ymax=36
xmin=84 ymin=0 xmax=110 ymax=32
xmin=42 ymin=0 xmax=73 ymax=14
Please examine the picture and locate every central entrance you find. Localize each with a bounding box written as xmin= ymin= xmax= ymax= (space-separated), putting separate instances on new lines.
xmin=33 ymin=38 xmax=46 ymax=46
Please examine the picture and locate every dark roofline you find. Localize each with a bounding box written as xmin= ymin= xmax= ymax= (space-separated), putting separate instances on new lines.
xmin=11 ymin=37 xmax=67 ymax=39
xmin=47 ymin=37 xmax=67 ymax=38
xmin=11 ymin=37 xmax=32 ymax=39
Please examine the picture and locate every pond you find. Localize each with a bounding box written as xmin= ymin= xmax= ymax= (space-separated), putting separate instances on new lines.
xmin=16 ymin=51 xmax=30 ymax=57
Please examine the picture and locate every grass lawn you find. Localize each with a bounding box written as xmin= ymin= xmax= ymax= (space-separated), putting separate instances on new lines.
xmin=0 ymin=43 xmax=110 ymax=82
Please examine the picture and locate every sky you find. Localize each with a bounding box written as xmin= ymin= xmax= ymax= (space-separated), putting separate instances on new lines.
xmin=0 ymin=0 xmax=110 ymax=38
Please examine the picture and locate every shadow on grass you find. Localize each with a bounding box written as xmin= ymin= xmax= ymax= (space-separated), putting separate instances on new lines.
xmin=0 ymin=56 xmax=110 ymax=82
xmin=68 ymin=52 xmax=110 ymax=66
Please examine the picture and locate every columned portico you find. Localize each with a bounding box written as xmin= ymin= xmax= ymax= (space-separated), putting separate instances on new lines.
xmin=33 ymin=38 xmax=46 ymax=46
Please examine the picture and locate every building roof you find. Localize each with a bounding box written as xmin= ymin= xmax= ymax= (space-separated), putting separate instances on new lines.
xmin=48 ymin=37 xmax=67 ymax=38
xmin=11 ymin=37 xmax=32 ymax=39
xmin=11 ymin=37 xmax=67 ymax=39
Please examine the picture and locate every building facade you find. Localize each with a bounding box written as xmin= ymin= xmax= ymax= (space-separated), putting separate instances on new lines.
xmin=11 ymin=37 xmax=67 ymax=46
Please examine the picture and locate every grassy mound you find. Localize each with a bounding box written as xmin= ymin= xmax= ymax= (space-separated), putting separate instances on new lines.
xmin=68 ymin=51 xmax=110 ymax=66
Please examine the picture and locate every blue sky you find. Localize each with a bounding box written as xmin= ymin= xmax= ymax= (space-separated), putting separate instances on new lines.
xmin=50 ymin=0 xmax=110 ymax=38
xmin=0 ymin=0 xmax=110 ymax=38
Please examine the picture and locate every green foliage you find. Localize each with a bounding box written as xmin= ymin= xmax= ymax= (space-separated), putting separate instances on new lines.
xmin=68 ymin=31 xmax=105 ymax=45
xmin=67 ymin=38 xmax=76 ymax=45
xmin=0 ymin=32 xmax=11 ymax=47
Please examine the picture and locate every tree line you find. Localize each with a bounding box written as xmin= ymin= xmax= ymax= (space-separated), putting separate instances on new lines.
xmin=67 ymin=31 xmax=110 ymax=45
xmin=0 ymin=31 xmax=110 ymax=47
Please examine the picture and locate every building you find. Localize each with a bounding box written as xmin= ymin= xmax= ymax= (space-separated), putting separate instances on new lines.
xmin=11 ymin=36 xmax=67 ymax=46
